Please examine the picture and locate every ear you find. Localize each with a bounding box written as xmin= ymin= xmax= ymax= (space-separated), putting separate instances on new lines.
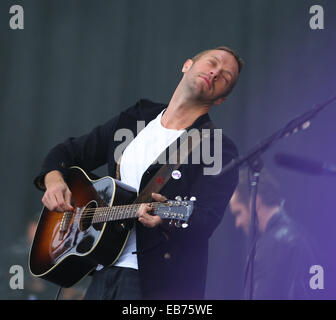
xmin=182 ymin=59 xmax=193 ymax=73
xmin=213 ymin=96 xmax=227 ymax=106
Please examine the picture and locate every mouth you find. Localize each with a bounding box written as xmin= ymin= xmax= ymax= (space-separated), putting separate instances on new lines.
xmin=199 ymin=75 xmax=211 ymax=90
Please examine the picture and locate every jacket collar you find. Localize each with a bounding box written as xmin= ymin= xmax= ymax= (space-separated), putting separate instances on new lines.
xmin=161 ymin=106 xmax=214 ymax=132
xmin=186 ymin=112 xmax=213 ymax=131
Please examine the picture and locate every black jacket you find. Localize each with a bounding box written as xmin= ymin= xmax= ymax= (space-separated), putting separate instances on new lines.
xmin=34 ymin=99 xmax=238 ymax=299
xmin=250 ymin=209 xmax=315 ymax=300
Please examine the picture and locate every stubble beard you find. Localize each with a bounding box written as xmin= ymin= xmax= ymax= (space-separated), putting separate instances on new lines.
xmin=183 ymin=74 xmax=214 ymax=106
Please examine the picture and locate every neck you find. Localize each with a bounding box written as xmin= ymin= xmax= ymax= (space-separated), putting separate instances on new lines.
xmin=161 ymin=84 xmax=211 ymax=130
xmin=92 ymin=202 xmax=160 ymax=224
xmin=258 ymin=205 xmax=281 ymax=233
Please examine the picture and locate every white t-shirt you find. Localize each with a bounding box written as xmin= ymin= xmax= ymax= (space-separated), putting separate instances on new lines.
xmin=113 ymin=109 xmax=185 ymax=269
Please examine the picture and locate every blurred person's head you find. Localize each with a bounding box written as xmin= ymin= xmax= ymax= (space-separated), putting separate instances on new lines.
xmin=230 ymin=168 xmax=284 ymax=235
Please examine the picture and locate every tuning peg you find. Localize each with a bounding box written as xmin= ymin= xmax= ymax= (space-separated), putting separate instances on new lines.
xmin=190 ymin=196 xmax=196 ymax=201
xmin=183 ymin=196 xmax=189 ymax=200
xmin=175 ymin=196 xmax=182 ymax=201
xmin=175 ymin=221 xmax=181 ymax=228
xmin=169 ymin=219 xmax=174 ymax=226
xmin=182 ymin=222 xmax=189 ymax=228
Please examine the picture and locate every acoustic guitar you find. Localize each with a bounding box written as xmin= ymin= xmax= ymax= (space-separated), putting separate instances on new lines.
xmin=29 ymin=166 xmax=194 ymax=287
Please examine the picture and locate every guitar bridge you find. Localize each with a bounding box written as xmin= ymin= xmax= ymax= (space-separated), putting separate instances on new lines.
xmin=59 ymin=211 xmax=74 ymax=241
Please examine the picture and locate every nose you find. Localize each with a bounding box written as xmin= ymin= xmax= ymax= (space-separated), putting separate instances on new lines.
xmin=210 ymin=70 xmax=218 ymax=81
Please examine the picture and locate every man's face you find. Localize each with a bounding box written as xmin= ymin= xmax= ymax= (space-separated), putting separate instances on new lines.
xmin=229 ymin=191 xmax=251 ymax=235
xmin=181 ymin=49 xmax=239 ymax=105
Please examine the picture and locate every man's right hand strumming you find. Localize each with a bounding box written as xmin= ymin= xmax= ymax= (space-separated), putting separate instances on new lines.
xmin=42 ymin=170 xmax=74 ymax=212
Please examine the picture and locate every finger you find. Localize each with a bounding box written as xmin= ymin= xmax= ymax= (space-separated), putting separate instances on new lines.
xmin=146 ymin=203 xmax=154 ymax=214
xmin=54 ymin=191 xmax=68 ymax=212
xmin=151 ymin=193 xmax=167 ymax=203
xmin=137 ymin=204 xmax=146 ymax=217
xmin=138 ymin=216 xmax=146 ymax=223
xmin=64 ymin=189 xmax=74 ymax=211
xmin=42 ymin=192 xmax=59 ymax=211
xmin=139 ymin=215 xmax=162 ymax=228
xmin=151 ymin=215 xmax=162 ymax=225
xmin=138 ymin=204 xmax=153 ymax=222
xmin=137 ymin=204 xmax=153 ymax=217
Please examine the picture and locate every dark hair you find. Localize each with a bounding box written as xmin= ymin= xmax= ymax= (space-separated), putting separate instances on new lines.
xmin=191 ymin=46 xmax=244 ymax=97
xmin=235 ymin=167 xmax=284 ymax=208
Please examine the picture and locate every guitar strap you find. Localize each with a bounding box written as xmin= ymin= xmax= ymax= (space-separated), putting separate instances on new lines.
xmin=118 ymin=120 xmax=216 ymax=204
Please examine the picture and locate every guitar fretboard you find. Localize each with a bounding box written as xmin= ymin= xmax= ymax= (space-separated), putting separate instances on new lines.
xmin=92 ymin=202 xmax=162 ymax=224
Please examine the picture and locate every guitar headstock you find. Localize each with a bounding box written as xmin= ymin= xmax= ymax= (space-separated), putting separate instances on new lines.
xmin=154 ymin=196 xmax=196 ymax=228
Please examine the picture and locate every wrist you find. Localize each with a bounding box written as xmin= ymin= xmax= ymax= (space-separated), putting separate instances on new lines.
xmin=44 ymin=170 xmax=64 ymax=189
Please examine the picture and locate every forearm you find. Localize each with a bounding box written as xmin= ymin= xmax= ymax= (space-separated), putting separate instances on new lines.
xmin=44 ymin=170 xmax=65 ymax=189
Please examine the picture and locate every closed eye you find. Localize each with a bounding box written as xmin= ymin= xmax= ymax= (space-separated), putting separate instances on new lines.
xmin=222 ymin=70 xmax=233 ymax=84
xmin=208 ymin=59 xmax=216 ymax=66
xmin=221 ymin=73 xmax=229 ymax=83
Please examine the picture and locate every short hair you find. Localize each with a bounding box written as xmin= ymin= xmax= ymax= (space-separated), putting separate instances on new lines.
xmin=192 ymin=46 xmax=244 ymax=73
xmin=191 ymin=46 xmax=244 ymax=97
xmin=235 ymin=167 xmax=284 ymax=208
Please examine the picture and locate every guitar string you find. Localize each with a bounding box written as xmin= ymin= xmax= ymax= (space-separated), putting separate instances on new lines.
xmin=72 ymin=203 xmax=160 ymax=222
xmin=74 ymin=202 xmax=161 ymax=216
xmin=54 ymin=202 xmax=187 ymax=219
xmin=59 ymin=202 xmax=175 ymax=223
xmin=56 ymin=202 xmax=188 ymax=225
xmin=57 ymin=202 xmax=159 ymax=216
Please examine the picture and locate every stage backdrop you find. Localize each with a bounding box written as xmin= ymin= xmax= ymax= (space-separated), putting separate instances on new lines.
xmin=0 ymin=0 xmax=335 ymax=299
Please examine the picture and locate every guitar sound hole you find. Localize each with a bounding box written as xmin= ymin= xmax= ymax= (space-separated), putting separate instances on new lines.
xmin=79 ymin=200 xmax=97 ymax=231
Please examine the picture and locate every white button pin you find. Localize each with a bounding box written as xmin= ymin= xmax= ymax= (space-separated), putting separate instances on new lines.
xmin=171 ymin=170 xmax=182 ymax=180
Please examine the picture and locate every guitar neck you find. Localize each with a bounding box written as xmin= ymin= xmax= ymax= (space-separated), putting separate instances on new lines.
xmin=92 ymin=202 xmax=161 ymax=224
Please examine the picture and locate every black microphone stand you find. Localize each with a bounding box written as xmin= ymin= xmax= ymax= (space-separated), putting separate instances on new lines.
xmin=244 ymin=156 xmax=263 ymax=300
xmin=219 ymin=93 xmax=336 ymax=300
